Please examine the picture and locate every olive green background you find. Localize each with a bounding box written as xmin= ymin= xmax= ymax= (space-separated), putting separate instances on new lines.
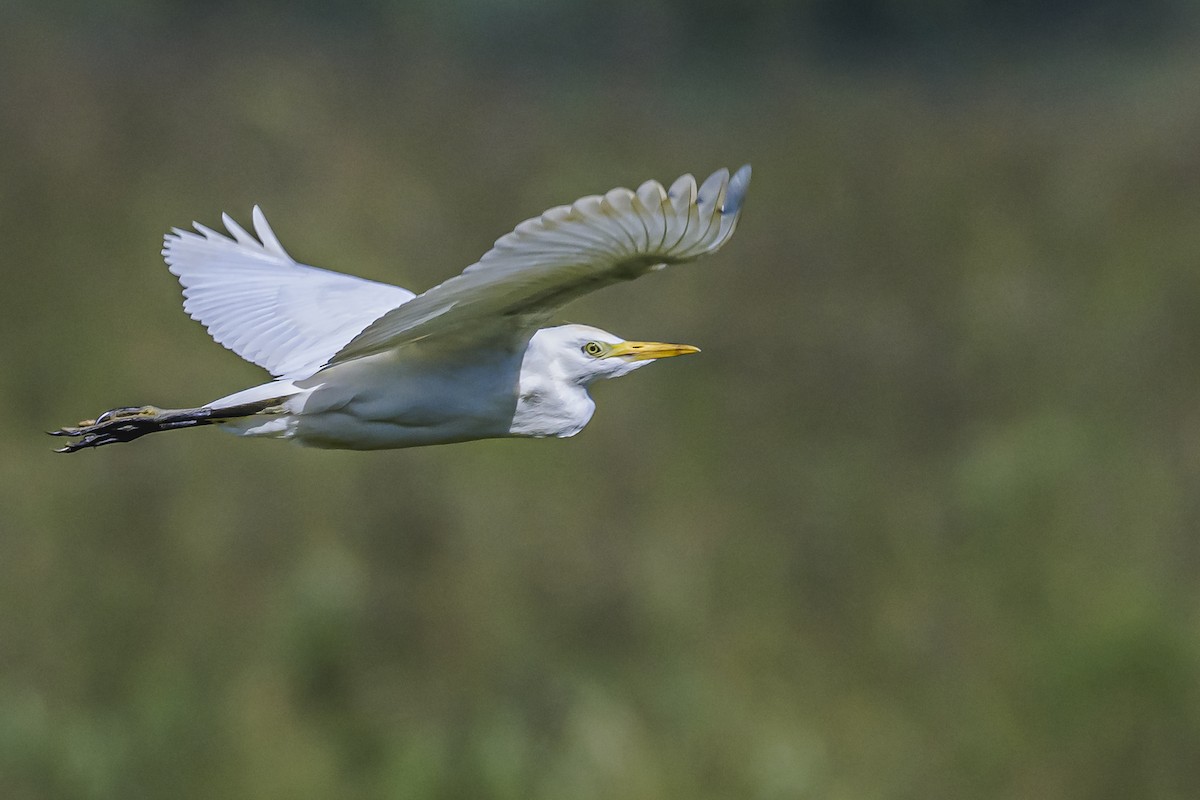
xmin=3 ymin=2 xmax=1200 ymax=797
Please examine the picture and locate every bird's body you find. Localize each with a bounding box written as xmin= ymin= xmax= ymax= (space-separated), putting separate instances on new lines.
xmin=210 ymin=326 xmax=614 ymax=449
xmin=53 ymin=166 xmax=750 ymax=452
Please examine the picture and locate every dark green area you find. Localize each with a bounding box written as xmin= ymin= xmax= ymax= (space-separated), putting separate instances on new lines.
xmin=3 ymin=2 xmax=1200 ymax=797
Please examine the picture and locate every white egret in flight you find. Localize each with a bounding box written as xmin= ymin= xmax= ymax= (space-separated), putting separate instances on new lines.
xmin=52 ymin=165 xmax=751 ymax=452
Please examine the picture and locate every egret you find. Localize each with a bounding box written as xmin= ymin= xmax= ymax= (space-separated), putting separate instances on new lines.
xmin=52 ymin=165 xmax=751 ymax=452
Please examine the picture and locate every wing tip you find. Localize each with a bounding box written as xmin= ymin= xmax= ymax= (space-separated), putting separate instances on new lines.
xmin=667 ymin=173 xmax=697 ymax=202
xmin=723 ymin=164 xmax=752 ymax=215
xmin=251 ymin=205 xmax=293 ymax=260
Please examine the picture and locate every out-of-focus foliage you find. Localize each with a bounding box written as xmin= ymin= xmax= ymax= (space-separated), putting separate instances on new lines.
xmin=3 ymin=2 xmax=1200 ymax=798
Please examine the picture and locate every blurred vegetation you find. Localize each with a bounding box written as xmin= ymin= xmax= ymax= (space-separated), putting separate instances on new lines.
xmin=4 ymin=1 xmax=1200 ymax=798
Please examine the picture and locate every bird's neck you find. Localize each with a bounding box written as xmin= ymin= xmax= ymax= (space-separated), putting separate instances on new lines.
xmin=508 ymin=347 xmax=595 ymax=439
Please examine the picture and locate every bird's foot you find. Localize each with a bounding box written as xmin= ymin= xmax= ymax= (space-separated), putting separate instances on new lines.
xmin=48 ymin=405 xmax=208 ymax=453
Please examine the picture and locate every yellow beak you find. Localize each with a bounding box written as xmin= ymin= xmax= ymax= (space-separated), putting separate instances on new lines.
xmin=605 ymin=340 xmax=701 ymax=361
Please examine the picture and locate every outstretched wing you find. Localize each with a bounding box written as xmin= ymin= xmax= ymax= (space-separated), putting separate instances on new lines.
xmin=329 ymin=165 xmax=751 ymax=365
xmin=163 ymin=207 xmax=416 ymax=379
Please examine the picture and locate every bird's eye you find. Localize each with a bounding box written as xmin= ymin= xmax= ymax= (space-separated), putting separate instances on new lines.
xmin=582 ymin=341 xmax=605 ymax=357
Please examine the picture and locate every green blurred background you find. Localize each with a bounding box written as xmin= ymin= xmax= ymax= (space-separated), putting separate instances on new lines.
xmin=4 ymin=1 xmax=1200 ymax=797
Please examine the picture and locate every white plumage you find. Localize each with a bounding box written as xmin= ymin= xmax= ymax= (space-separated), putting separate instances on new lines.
xmin=53 ymin=165 xmax=751 ymax=452
xmin=164 ymin=207 xmax=415 ymax=379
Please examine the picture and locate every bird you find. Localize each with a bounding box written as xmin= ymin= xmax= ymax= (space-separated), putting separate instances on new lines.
xmin=51 ymin=165 xmax=751 ymax=453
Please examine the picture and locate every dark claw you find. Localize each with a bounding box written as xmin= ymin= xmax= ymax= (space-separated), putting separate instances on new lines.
xmin=47 ymin=424 xmax=92 ymax=437
xmin=95 ymin=406 xmax=140 ymax=425
xmin=53 ymin=425 xmax=138 ymax=453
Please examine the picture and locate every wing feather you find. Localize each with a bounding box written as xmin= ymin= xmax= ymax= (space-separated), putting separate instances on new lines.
xmin=162 ymin=206 xmax=416 ymax=378
xmin=330 ymin=165 xmax=751 ymax=364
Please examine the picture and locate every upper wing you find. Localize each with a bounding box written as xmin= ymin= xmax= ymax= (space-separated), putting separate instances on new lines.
xmin=162 ymin=207 xmax=416 ymax=379
xmin=329 ymin=165 xmax=751 ymax=365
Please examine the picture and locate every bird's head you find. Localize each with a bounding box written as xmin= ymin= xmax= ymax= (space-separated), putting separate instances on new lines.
xmin=528 ymin=324 xmax=700 ymax=385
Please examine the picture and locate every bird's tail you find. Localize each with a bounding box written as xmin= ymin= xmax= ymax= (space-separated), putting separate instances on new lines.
xmin=48 ymin=397 xmax=287 ymax=453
